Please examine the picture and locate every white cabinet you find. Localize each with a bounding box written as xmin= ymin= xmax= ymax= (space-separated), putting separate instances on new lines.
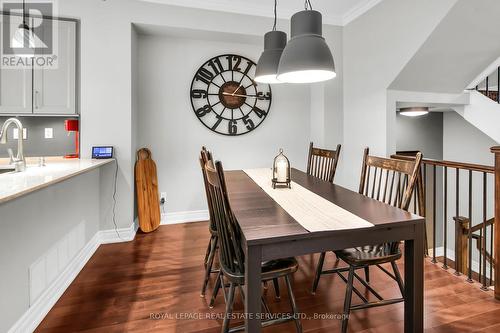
xmin=0 ymin=15 xmax=33 ymax=114
xmin=0 ymin=16 xmax=77 ymax=115
xmin=33 ymin=19 xmax=76 ymax=114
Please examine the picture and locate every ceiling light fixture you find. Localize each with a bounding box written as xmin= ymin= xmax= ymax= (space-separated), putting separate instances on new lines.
xmin=277 ymin=0 xmax=336 ymax=83
xmin=399 ymin=107 xmax=430 ymax=117
xmin=255 ymin=0 xmax=287 ymax=84
xmin=11 ymin=0 xmax=35 ymax=58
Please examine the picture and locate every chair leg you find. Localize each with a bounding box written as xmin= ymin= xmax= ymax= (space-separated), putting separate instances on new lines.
xmin=201 ymin=236 xmax=217 ymax=297
xmin=364 ymin=266 xmax=370 ymax=284
xmin=285 ymin=275 xmax=303 ymax=333
xmin=272 ymin=278 xmax=281 ymax=299
xmin=204 ymin=235 xmax=215 ymax=266
xmin=341 ymin=266 xmax=355 ymax=333
xmin=312 ymin=252 xmax=326 ymax=294
xmin=210 ymin=271 xmax=225 ymax=308
xmin=391 ymin=261 xmax=405 ymax=297
xmin=221 ymin=283 xmax=236 ymax=333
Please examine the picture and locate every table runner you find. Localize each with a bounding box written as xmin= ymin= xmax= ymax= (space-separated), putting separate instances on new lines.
xmin=243 ymin=168 xmax=374 ymax=232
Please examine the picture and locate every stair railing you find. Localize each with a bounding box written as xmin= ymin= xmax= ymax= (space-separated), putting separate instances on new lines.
xmin=392 ymin=151 xmax=497 ymax=298
xmin=474 ymin=66 xmax=500 ymax=103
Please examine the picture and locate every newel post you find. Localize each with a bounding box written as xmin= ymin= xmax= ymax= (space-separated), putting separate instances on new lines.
xmin=492 ymin=146 xmax=500 ymax=300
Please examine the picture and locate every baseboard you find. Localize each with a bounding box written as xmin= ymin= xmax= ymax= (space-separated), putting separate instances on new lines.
xmin=8 ymin=221 xmax=138 ymax=333
xmin=99 ymin=219 xmax=138 ymax=244
xmin=161 ymin=210 xmax=209 ymax=225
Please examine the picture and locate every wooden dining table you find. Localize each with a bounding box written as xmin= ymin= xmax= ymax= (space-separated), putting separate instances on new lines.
xmin=224 ymin=168 xmax=425 ymax=333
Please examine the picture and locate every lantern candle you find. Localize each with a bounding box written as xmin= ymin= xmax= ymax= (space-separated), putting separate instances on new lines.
xmin=272 ymin=148 xmax=291 ymax=189
xmin=276 ymin=160 xmax=287 ymax=182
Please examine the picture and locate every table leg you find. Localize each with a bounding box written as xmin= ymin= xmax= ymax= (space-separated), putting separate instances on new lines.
xmin=404 ymin=223 xmax=425 ymax=333
xmin=245 ymin=244 xmax=262 ymax=333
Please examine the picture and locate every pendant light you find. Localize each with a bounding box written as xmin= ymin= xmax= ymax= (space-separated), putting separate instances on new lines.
xmin=277 ymin=0 xmax=336 ymax=83
xmin=11 ymin=0 xmax=35 ymax=58
xmin=255 ymin=0 xmax=287 ymax=84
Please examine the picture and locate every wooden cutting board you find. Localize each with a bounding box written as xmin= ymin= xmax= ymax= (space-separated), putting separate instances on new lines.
xmin=135 ymin=148 xmax=161 ymax=233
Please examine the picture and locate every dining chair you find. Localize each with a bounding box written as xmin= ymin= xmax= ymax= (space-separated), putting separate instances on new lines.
xmin=204 ymin=159 xmax=303 ymax=333
xmin=306 ymin=142 xmax=342 ymax=183
xmin=311 ymin=148 xmax=423 ymax=333
xmin=199 ymin=147 xmax=219 ymax=298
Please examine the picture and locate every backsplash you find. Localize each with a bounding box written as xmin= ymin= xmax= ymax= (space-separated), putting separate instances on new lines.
xmin=0 ymin=116 xmax=78 ymax=158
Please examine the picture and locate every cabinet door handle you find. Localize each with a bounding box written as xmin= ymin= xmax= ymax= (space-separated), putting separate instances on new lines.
xmin=35 ymin=90 xmax=39 ymax=109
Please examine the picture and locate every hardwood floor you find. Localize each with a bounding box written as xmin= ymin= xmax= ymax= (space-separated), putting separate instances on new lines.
xmin=36 ymin=222 xmax=500 ymax=333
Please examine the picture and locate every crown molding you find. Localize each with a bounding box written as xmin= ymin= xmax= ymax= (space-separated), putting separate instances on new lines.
xmin=138 ymin=0 xmax=381 ymax=27
xmin=341 ymin=0 xmax=383 ymax=25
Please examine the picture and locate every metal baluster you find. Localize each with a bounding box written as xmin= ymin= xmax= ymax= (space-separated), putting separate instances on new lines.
xmin=455 ymin=168 xmax=461 ymax=276
xmin=432 ymin=165 xmax=437 ymax=263
xmin=443 ymin=166 xmax=448 ymax=269
xmin=467 ymin=170 xmax=473 ymax=283
xmin=486 ymin=76 xmax=489 ymax=97
xmin=481 ymin=172 xmax=488 ymax=290
xmin=490 ymin=220 xmax=494 ymax=287
xmin=423 ymin=164 xmax=428 ymax=256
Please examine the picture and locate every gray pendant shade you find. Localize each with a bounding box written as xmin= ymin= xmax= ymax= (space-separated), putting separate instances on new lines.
xmin=255 ymin=30 xmax=287 ymax=84
xmin=277 ymin=10 xmax=336 ymax=83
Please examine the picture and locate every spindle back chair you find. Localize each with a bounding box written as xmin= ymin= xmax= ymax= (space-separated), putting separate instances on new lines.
xmin=306 ymin=142 xmax=342 ymax=183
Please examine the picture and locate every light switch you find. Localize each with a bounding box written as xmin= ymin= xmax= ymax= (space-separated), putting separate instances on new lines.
xmin=22 ymin=128 xmax=27 ymax=139
xmin=44 ymin=128 xmax=53 ymax=139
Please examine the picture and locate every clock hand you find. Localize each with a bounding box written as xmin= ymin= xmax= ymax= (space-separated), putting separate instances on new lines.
xmin=222 ymin=92 xmax=258 ymax=98
xmin=231 ymin=83 xmax=243 ymax=95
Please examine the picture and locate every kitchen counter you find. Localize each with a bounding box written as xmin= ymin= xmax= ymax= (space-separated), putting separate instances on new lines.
xmin=0 ymin=157 xmax=115 ymax=204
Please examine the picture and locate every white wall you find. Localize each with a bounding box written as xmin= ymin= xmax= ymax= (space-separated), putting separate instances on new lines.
xmin=340 ymin=0 xmax=457 ymax=190
xmin=396 ymin=112 xmax=443 ymax=159
xmin=137 ymin=34 xmax=311 ymax=213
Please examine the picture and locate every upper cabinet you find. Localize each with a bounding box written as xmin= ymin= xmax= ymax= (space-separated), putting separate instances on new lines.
xmin=33 ymin=19 xmax=76 ymax=115
xmin=0 ymin=15 xmax=32 ymax=114
xmin=0 ymin=15 xmax=77 ymax=115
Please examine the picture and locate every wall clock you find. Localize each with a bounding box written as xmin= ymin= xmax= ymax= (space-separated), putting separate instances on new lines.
xmin=190 ymin=54 xmax=272 ymax=136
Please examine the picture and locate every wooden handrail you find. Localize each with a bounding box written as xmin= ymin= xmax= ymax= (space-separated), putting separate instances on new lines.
xmin=391 ymin=154 xmax=494 ymax=174
xmin=491 ymin=146 xmax=500 ymax=300
xmin=470 ymin=217 xmax=494 ymax=233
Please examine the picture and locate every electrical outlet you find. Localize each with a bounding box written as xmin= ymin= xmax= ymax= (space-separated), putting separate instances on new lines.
xmin=160 ymin=192 xmax=167 ymax=205
xmin=44 ymin=128 xmax=53 ymax=139
xmin=12 ymin=128 xmax=27 ymax=140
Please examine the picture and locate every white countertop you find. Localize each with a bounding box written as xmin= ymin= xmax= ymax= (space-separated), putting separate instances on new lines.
xmin=0 ymin=157 xmax=115 ymax=204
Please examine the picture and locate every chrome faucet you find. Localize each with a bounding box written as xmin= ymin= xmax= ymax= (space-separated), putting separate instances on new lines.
xmin=0 ymin=118 xmax=26 ymax=172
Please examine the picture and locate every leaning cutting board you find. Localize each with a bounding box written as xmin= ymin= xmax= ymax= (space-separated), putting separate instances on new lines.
xmin=135 ymin=148 xmax=161 ymax=233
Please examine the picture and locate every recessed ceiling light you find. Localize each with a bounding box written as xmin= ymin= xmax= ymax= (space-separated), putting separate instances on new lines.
xmin=398 ymin=107 xmax=430 ymax=117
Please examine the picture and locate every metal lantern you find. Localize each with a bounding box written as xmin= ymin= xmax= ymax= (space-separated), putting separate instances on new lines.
xmin=272 ymin=148 xmax=291 ymax=189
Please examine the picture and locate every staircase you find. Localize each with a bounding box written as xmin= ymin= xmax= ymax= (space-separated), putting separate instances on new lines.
xmin=452 ymin=66 xmax=500 ymax=144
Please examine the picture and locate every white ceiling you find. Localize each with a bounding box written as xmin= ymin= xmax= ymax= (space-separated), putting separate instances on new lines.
xmin=138 ymin=0 xmax=382 ymax=26
xmin=389 ymin=0 xmax=500 ymax=94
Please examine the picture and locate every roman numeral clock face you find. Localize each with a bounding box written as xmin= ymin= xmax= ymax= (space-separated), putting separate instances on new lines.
xmin=190 ymin=54 xmax=272 ymax=136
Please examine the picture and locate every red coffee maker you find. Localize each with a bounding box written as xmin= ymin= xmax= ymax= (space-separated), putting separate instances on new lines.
xmin=64 ymin=119 xmax=79 ymax=159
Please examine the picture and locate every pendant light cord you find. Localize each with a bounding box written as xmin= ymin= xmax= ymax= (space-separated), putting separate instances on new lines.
xmin=304 ymin=0 xmax=313 ymax=10
xmin=22 ymin=0 xmax=26 ymax=25
xmin=272 ymin=0 xmax=277 ymax=31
